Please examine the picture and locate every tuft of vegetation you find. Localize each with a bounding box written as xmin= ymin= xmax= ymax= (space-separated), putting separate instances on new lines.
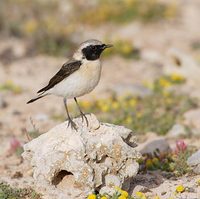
xmin=0 ymin=0 xmax=177 ymax=56
xmin=75 ymin=74 xmax=196 ymax=135
xmin=103 ymin=39 xmax=140 ymax=59
xmin=0 ymin=182 xmax=41 ymax=199
xmin=87 ymin=187 xmax=134 ymax=199
xmin=0 ymin=80 xmax=22 ymax=94
xmin=79 ymin=0 xmax=177 ymax=25
xmin=52 ymin=74 xmax=197 ymax=135
xmin=0 ymin=0 xmax=75 ymax=56
xmin=139 ymin=140 xmax=194 ymax=176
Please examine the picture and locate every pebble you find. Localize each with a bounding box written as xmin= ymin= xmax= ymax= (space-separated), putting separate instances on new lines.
xmin=167 ymin=124 xmax=187 ymax=137
xmin=0 ymin=95 xmax=7 ymax=108
xmin=136 ymin=137 xmax=170 ymax=155
xmin=187 ymin=149 xmax=200 ymax=174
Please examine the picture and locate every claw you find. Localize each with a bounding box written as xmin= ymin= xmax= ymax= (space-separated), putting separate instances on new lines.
xmin=80 ymin=112 xmax=89 ymax=127
xmin=67 ymin=118 xmax=78 ymax=131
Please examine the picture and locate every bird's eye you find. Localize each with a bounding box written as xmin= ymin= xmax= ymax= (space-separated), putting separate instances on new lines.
xmin=91 ymin=46 xmax=96 ymax=50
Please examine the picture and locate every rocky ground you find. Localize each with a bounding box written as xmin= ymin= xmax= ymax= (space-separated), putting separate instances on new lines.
xmin=1 ymin=0 xmax=200 ymax=198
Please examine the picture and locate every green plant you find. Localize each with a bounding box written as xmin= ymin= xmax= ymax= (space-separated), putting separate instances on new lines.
xmin=0 ymin=182 xmax=41 ymax=199
xmin=52 ymin=74 xmax=197 ymax=135
xmin=0 ymin=80 xmax=22 ymax=94
xmin=0 ymin=0 xmax=177 ymax=57
xmin=139 ymin=140 xmax=195 ymax=176
xmin=103 ymin=39 xmax=140 ymax=59
xmin=73 ymin=74 xmax=197 ymax=135
xmin=79 ymin=0 xmax=177 ymax=25
xmin=87 ymin=187 xmax=136 ymax=199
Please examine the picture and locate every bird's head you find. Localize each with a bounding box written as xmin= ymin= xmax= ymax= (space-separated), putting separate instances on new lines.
xmin=73 ymin=39 xmax=113 ymax=61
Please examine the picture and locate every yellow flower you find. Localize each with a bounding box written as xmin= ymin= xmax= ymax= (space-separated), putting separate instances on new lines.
xmin=196 ymin=179 xmax=200 ymax=186
xmin=152 ymin=157 xmax=160 ymax=166
xmin=112 ymin=101 xmax=120 ymax=109
xmin=129 ymin=98 xmax=137 ymax=107
xmin=121 ymin=190 xmax=129 ymax=197
xmin=0 ymin=80 xmax=22 ymax=94
xmin=118 ymin=196 xmax=126 ymax=199
xmin=81 ymin=101 xmax=91 ymax=109
xmin=159 ymin=78 xmax=171 ymax=88
xmin=170 ymin=73 xmax=185 ymax=82
xmin=87 ymin=194 xmax=96 ymax=199
xmin=125 ymin=116 xmax=132 ymax=124
xmin=166 ymin=98 xmax=172 ymax=104
xmin=101 ymin=104 xmax=109 ymax=112
xmin=163 ymin=91 xmax=170 ymax=97
xmin=136 ymin=112 xmax=142 ymax=118
xmin=176 ymin=185 xmax=185 ymax=193
xmin=115 ymin=186 xmax=122 ymax=192
xmin=120 ymin=42 xmax=133 ymax=55
xmin=143 ymin=81 xmax=154 ymax=90
xmin=146 ymin=159 xmax=153 ymax=169
xmin=164 ymin=3 xmax=177 ymax=20
xmin=97 ymin=100 xmax=110 ymax=112
xmin=154 ymin=195 xmax=160 ymax=199
xmin=101 ymin=196 xmax=108 ymax=199
xmin=23 ymin=19 xmax=38 ymax=34
xmin=136 ymin=191 xmax=147 ymax=199
xmin=124 ymin=0 xmax=135 ymax=6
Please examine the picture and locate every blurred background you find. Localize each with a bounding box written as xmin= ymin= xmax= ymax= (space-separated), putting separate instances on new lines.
xmin=1 ymin=0 xmax=200 ymax=196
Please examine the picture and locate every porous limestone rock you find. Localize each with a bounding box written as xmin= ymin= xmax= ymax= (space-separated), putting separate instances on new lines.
xmin=22 ymin=114 xmax=140 ymax=199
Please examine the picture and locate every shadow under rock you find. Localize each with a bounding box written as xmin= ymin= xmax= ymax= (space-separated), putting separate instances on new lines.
xmin=129 ymin=171 xmax=165 ymax=195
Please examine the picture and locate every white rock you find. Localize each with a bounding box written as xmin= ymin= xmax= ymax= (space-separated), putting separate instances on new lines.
xmin=167 ymin=124 xmax=187 ymax=137
xmin=184 ymin=109 xmax=200 ymax=135
xmin=187 ymin=149 xmax=200 ymax=174
xmin=22 ymin=114 xmax=140 ymax=199
xmin=136 ymin=137 xmax=170 ymax=155
xmin=165 ymin=48 xmax=200 ymax=99
xmin=132 ymin=185 xmax=150 ymax=195
xmin=112 ymin=84 xmax=152 ymax=97
xmin=34 ymin=113 xmax=49 ymax=121
xmin=105 ymin=174 xmax=121 ymax=187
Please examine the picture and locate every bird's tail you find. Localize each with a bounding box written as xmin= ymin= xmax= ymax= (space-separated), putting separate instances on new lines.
xmin=27 ymin=94 xmax=48 ymax=104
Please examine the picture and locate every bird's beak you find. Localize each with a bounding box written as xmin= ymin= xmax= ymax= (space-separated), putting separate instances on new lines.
xmin=104 ymin=44 xmax=113 ymax=49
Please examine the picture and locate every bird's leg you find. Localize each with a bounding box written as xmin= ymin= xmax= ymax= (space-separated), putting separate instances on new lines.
xmin=63 ymin=97 xmax=77 ymax=130
xmin=74 ymin=97 xmax=89 ymax=127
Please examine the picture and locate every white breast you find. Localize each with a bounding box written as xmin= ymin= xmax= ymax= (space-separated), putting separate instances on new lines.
xmin=49 ymin=59 xmax=102 ymax=98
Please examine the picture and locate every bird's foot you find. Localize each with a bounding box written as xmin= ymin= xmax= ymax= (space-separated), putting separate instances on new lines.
xmin=80 ymin=112 xmax=89 ymax=127
xmin=67 ymin=118 xmax=78 ymax=131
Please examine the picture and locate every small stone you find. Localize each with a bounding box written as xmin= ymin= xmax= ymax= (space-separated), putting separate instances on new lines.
xmin=187 ymin=149 xmax=200 ymax=174
xmin=136 ymin=137 xmax=170 ymax=155
xmin=34 ymin=113 xmax=49 ymax=121
xmin=161 ymin=191 xmax=166 ymax=195
xmin=11 ymin=171 xmax=23 ymax=179
xmin=0 ymin=95 xmax=7 ymax=108
xmin=132 ymin=185 xmax=151 ymax=195
xmin=99 ymin=187 xmax=115 ymax=196
xmin=105 ymin=174 xmax=121 ymax=187
xmin=167 ymin=124 xmax=187 ymax=137
xmin=184 ymin=109 xmax=200 ymax=135
xmin=112 ymin=84 xmax=152 ymax=97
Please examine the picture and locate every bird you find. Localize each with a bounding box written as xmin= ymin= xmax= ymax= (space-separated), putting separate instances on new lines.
xmin=27 ymin=39 xmax=113 ymax=130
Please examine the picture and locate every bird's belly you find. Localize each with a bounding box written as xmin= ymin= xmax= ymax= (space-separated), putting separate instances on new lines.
xmin=50 ymin=61 xmax=101 ymax=98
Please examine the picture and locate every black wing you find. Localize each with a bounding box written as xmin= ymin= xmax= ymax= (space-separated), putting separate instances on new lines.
xmin=37 ymin=59 xmax=82 ymax=93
